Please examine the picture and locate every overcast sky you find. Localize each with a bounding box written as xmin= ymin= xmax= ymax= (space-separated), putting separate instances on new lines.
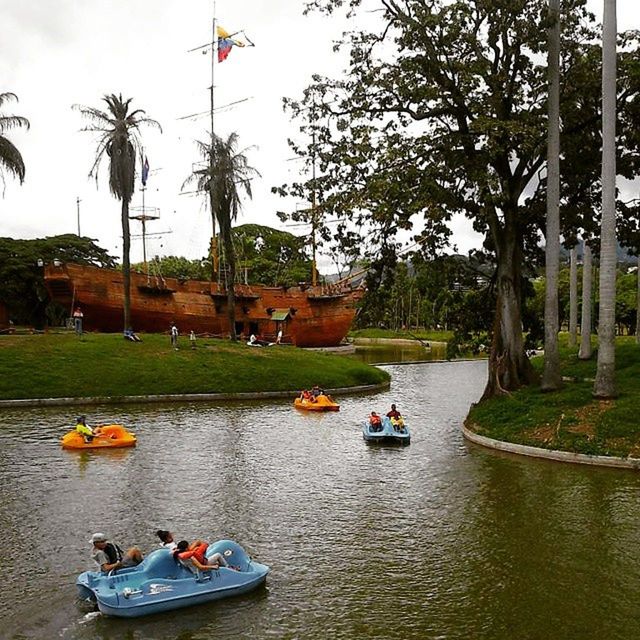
xmin=1 ymin=1 xmax=638 ymax=270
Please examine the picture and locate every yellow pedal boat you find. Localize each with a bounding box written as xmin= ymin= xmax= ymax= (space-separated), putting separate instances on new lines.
xmin=61 ymin=424 xmax=137 ymax=449
xmin=294 ymin=395 xmax=340 ymax=412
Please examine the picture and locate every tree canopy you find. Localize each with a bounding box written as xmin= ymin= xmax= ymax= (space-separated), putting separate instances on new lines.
xmin=280 ymin=0 xmax=640 ymax=398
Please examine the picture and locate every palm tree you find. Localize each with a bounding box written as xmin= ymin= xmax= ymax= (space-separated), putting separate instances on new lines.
xmin=74 ymin=94 xmax=160 ymax=331
xmin=594 ymin=0 xmax=617 ymax=398
xmin=579 ymin=241 xmax=593 ymax=359
xmin=184 ymin=132 xmax=259 ymax=340
xmin=0 ymin=92 xmax=30 ymax=191
xmin=568 ymin=246 xmax=578 ymax=347
xmin=541 ymin=0 xmax=562 ymax=391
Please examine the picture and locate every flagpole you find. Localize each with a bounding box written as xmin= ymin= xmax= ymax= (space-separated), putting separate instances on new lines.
xmin=210 ymin=0 xmax=219 ymax=283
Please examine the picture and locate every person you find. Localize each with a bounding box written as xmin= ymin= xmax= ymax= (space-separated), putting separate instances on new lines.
xmin=276 ymin=329 xmax=283 ymax=345
xmin=311 ymin=385 xmax=324 ymax=399
xmin=72 ymin=306 xmax=84 ymax=336
xmin=386 ymin=404 xmax=404 ymax=430
xmin=189 ymin=330 xmax=197 ymax=350
xmin=369 ymin=411 xmax=382 ymax=432
xmin=123 ymin=328 xmax=142 ymax=342
xmin=90 ymin=533 xmax=143 ymax=572
xmin=156 ymin=529 xmax=177 ymax=551
xmin=170 ymin=323 xmax=179 ymax=349
xmin=75 ymin=415 xmax=95 ymax=443
xmin=299 ymin=389 xmax=312 ymax=401
xmin=173 ymin=540 xmax=234 ymax=572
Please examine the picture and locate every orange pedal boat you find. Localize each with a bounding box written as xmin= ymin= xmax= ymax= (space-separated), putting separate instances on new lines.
xmin=61 ymin=424 xmax=137 ymax=449
xmin=294 ymin=395 xmax=340 ymax=412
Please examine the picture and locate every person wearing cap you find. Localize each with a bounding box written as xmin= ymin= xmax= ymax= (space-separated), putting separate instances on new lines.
xmin=90 ymin=533 xmax=143 ymax=572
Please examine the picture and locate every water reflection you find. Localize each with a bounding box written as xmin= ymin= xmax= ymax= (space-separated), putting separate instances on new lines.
xmin=1 ymin=361 xmax=639 ymax=639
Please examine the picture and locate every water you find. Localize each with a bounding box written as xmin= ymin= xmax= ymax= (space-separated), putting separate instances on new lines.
xmin=1 ymin=360 xmax=640 ymax=639
xmin=352 ymin=341 xmax=447 ymax=363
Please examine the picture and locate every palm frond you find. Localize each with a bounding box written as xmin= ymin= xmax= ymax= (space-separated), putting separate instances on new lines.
xmin=0 ymin=135 xmax=26 ymax=184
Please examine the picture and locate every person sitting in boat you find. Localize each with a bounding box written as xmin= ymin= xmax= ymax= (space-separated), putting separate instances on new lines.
xmin=75 ymin=415 xmax=95 ymax=442
xmin=311 ymin=385 xmax=325 ymax=401
xmin=386 ymin=404 xmax=405 ymax=430
xmin=156 ymin=529 xmax=177 ymax=551
xmin=299 ymin=389 xmax=312 ymax=401
xmin=90 ymin=533 xmax=143 ymax=573
xmin=173 ymin=540 xmax=234 ymax=572
xmin=369 ymin=411 xmax=383 ymax=432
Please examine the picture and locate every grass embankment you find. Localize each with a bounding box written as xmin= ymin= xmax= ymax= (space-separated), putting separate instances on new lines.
xmin=0 ymin=333 xmax=389 ymax=400
xmin=349 ymin=328 xmax=453 ymax=342
xmin=467 ymin=337 xmax=640 ymax=457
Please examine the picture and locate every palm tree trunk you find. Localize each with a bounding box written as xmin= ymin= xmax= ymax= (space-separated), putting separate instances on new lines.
xmin=636 ymin=253 xmax=640 ymax=344
xmin=121 ymin=198 xmax=131 ymax=331
xmin=579 ymin=243 xmax=593 ymax=359
xmin=541 ymin=0 xmax=562 ymax=391
xmin=593 ymin=0 xmax=617 ymax=398
xmin=569 ymin=246 xmax=578 ymax=347
xmin=219 ymin=214 xmax=237 ymax=341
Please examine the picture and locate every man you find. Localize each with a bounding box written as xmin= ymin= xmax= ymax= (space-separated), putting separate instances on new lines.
xmin=72 ymin=306 xmax=84 ymax=336
xmin=75 ymin=416 xmax=94 ymax=443
xmin=369 ymin=411 xmax=382 ymax=432
xmin=90 ymin=533 xmax=143 ymax=572
xmin=386 ymin=404 xmax=404 ymax=430
xmin=170 ymin=323 xmax=178 ymax=349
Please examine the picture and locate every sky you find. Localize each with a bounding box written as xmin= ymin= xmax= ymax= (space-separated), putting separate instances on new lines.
xmin=1 ymin=0 xmax=638 ymax=271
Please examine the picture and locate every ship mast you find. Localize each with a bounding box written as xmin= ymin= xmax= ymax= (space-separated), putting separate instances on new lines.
xmin=210 ymin=0 xmax=219 ymax=283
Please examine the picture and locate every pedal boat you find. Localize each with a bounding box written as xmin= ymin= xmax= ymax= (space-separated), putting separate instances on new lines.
xmin=61 ymin=424 xmax=137 ymax=449
xmin=76 ymin=540 xmax=269 ymax=618
xmin=363 ymin=416 xmax=410 ymax=445
xmin=294 ymin=394 xmax=340 ymax=412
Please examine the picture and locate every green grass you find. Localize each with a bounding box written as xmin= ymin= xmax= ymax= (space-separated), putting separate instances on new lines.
xmin=0 ymin=333 xmax=389 ymax=400
xmin=349 ymin=328 xmax=453 ymax=341
xmin=468 ymin=336 xmax=640 ymax=457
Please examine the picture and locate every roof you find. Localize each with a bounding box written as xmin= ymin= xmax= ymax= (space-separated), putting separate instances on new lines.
xmin=271 ymin=309 xmax=290 ymax=321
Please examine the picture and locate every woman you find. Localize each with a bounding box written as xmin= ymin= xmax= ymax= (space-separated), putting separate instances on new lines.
xmin=156 ymin=529 xmax=177 ymax=551
xmin=173 ymin=540 xmax=233 ymax=571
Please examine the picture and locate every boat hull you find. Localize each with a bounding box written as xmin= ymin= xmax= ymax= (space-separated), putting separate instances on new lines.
xmin=77 ymin=540 xmax=269 ymax=618
xmin=363 ymin=417 xmax=410 ymax=445
xmin=45 ymin=263 xmax=363 ymax=348
xmin=294 ymin=396 xmax=340 ymax=411
xmin=61 ymin=424 xmax=137 ymax=449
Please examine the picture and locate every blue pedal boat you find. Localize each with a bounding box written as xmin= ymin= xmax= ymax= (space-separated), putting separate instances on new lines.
xmin=77 ymin=540 xmax=269 ymax=618
xmin=363 ymin=416 xmax=411 ymax=445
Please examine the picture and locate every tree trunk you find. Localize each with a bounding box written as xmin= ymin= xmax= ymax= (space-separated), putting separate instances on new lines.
xmin=568 ymin=246 xmax=578 ymax=347
xmin=541 ymin=0 xmax=562 ymax=391
xmin=578 ymin=243 xmax=593 ymax=359
xmin=219 ymin=213 xmax=237 ymax=341
xmin=636 ymin=253 xmax=640 ymax=344
xmin=482 ymin=228 xmax=536 ymax=400
xmin=121 ymin=198 xmax=131 ymax=331
xmin=594 ymin=0 xmax=617 ymax=399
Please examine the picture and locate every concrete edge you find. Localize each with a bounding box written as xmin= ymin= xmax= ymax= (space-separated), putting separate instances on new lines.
xmin=461 ymin=422 xmax=640 ymax=470
xmin=0 ymin=380 xmax=391 ymax=409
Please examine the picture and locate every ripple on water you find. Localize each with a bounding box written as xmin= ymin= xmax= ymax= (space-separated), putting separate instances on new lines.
xmin=1 ymin=361 xmax=640 ymax=639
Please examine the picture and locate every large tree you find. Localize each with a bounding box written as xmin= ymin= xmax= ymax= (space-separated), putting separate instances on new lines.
xmin=184 ymin=133 xmax=259 ymax=341
xmin=0 ymin=92 xmax=29 ymax=192
xmin=283 ymin=0 xmax=640 ymax=399
xmin=75 ymin=94 xmax=160 ymax=332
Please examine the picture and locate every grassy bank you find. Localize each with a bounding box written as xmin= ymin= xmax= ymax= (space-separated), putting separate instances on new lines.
xmin=0 ymin=333 xmax=389 ymax=400
xmin=349 ymin=328 xmax=453 ymax=342
xmin=467 ymin=337 xmax=640 ymax=457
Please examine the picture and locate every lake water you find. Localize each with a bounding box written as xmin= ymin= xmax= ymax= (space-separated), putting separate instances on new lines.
xmin=1 ymin=360 xmax=640 ymax=639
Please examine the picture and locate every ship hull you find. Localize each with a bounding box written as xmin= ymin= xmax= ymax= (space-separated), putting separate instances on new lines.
xmin=44 ymin=263 xmax=362 ymax=348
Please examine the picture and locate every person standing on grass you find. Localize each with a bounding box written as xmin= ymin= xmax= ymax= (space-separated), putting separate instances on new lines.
xmin=170 ymin=323 xmax=178 ymax=349
xmin=190 ymin=330 xmax=196 ymax=350
xmin=73 ymin=306 xmax=84 ymax=336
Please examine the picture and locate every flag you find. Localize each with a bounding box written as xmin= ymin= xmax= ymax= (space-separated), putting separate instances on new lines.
xmin=141 ymin=156 xmax=149 ymax=186
xmin=216 ymin=25 xmax=245 ymax=63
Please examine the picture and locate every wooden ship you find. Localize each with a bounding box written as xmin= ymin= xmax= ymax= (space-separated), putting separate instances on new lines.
xmin=44 ymin=262 xmax=363 ymax=348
